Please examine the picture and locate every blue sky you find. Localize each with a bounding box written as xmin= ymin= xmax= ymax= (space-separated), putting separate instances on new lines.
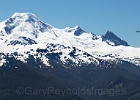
xmin=0 ymin=0 xmax=140 ymax=47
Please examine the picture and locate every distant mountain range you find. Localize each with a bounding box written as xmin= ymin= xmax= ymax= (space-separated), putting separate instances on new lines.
xmin=0 ymin=12 xmax=140 ymax=100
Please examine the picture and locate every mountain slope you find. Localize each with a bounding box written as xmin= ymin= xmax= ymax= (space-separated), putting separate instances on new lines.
xmin=0 ymin=58 xmax=84 ymax=100
xmin=1 ymin=56 xmax=140 ymax=100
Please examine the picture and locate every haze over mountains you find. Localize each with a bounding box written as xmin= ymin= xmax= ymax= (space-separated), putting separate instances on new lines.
xmin=0 ymin=12 xmax=140 ymax=100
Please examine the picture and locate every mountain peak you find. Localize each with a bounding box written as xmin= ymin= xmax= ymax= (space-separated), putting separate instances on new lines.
xmin=102 ymin=31 xmax=129 ymax=46
xmin=12 ymin=12 xmax=36 ymax=17
xmin=103 ymin=30 xmax=116 ymax=36
xmin=10 ymin=12 xmax=40 ymax=23
xmin=64 ymin=26 xmax=85 ymax=36
xmin=2 ymin=12 xmax=52 ymax=35
xmin=73 ymin=26 xmax=85 ymax=36
xmin=74 ymin=26 xmax=81 ymax=29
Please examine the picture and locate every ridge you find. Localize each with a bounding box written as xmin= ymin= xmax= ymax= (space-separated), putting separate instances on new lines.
xmin=102 ymin=31 xmax=129 ymax=46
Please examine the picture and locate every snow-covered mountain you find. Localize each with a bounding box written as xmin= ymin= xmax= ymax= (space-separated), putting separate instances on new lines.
xmin=0 ymin=12 xmax=140 ymax=68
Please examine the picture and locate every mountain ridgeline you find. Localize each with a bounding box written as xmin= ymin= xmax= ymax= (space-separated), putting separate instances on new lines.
xmin=102 ymin=31 xmax=129 ymax=46
xmin=0 ymin=12 xmax=140 ymax=100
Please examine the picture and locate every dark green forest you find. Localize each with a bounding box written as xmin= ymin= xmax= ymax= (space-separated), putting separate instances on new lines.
xmin=0 ymin=57 xmax=140 ymax=100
